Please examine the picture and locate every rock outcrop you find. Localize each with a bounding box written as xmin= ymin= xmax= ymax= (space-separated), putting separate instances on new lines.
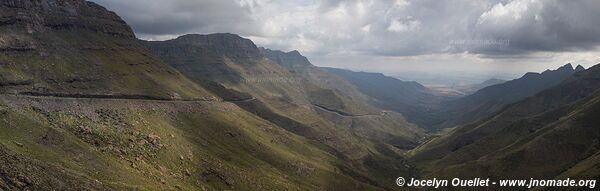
xmin=260 ymin=48 xmax=312 ymax=68
xmin=0 ymin=0 xmax=134 ymax=39
xmin=145 ymin=33 xmax=262 ymax=63
xmin=0 ymin=0 xmax=211 ymax=99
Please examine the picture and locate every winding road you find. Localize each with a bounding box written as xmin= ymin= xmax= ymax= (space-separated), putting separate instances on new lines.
xmin=312 ymin=104 xmax=388 ymax=118
xmin=4 ymin=93 xmax=389 ymax=119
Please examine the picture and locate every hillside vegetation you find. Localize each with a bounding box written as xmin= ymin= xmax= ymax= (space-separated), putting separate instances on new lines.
xmin=409 ymin=64 xmax=600 ymax=180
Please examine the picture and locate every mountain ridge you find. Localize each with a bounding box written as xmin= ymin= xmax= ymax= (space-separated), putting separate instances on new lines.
xmin=323 ymin=67 xmax=445 ymax=130
xmin=143 ymin=32 xmax=427 ymax=189
xmin=436 ymin=63 xmax=585 ymax=129
xmin=0 ymin=1 xmax=422 ymax=190
xmin=409 ymin=63 xmax=600 ymax=179
xmin=1 ymin=0 xmax=597 ymax=190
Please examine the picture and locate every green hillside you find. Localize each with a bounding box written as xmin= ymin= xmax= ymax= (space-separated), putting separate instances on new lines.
xmin=409 ymin=64 xmax=600 ymax=181
xmin=143 ymin=34 xmax=427 ymax=189
xmin=0 ymin=95 xmax=396 ymax=190
xmin=0 ymin=1 xmax=427 ymax=190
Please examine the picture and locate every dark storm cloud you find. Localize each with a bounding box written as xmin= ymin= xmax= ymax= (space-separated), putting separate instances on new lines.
xmin=91 ymin=0 xmax=260 ymax=38
xmin=90 ymin=0 xmax=600 ymax=56
xmin=472 ymin=0 xmax=600 ymax=55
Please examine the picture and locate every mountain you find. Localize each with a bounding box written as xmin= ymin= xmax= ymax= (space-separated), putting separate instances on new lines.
xmin=9 ymin=0 xmax=597 ymax=189
xmin=409 ymin=63 xmax=600 ymax=180
xmin=323 ymin=68 xmax=444 ymax=129
xmin=437 ymin=63 xmax=585 ymax=129
xmin=143 ymin=34 xmax=427 ymax=189
xmin=0 ymin=0 xmax=212 ymax=99
xmin=307 ymin=64 xmax=580 ymax=131
xmin=259 ymin=48 xmax=385 ymax=114
xmin=0 ymin=1 xmax=426 ymax=190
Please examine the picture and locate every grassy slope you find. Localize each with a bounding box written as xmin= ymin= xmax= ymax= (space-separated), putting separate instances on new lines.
xmin=408 ymin=65 xmax=600 ymax=180
xmin=0 ymin=95 xmax=387 ymax=190
xmin=0 ymin=2 xmax=423 ymax=190
xmin=412 ymin=92 xmax=600 ymax=178
xmin=143 ymin=35 xmax=426 ymax=189
xmin=322 ymin=67 xmax=443 ymax=130
xmin=436 ymin=64 xmax=581 ymax=129
xmin=225 ymin=46 xmax=426 ymax=151
xmin=202 ymin=56 xmax=425 ymax=189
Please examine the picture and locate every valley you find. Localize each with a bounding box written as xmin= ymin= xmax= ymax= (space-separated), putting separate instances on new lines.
xmin=0 ymin=0 xmax=599 ymax=190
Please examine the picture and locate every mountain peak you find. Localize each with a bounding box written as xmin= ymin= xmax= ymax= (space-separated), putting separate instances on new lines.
xmin=261 ymin=48 xmax=312 ymax=68
xmin=174 ymin=33 xmax=255 ymax=46
xmin=288 ymin=50 xmax=302 ymax=56
xmin=166 ymin=33 xmax=261 ymax=59
xmin=522 ymin=72 xmax=541 ymax=79
xmin=259 ymin=48 xmax=304 ymax=57
xmin=559 ymin=63 xmax=574 ymax=71
xmin=541 ymin=63 xmax=576 ymax=75
xmin=575 ymin=65 xmax=586 ymax=71
xmin=177 ymin=33 xmax=243 ymax=40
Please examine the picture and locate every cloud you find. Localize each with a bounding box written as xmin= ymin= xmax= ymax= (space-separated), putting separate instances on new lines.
xmin=89 ymin=0 xmax=600 ymax=75
xmin=473 ymin=0 xmax=600 ymax=54
xmin=91 ymin=0 xmax=600 ymax=55
xmin=90 ymin=0 xmax=260 ymax=40
xmin=387 ymin=19 xmax=421 ymax=33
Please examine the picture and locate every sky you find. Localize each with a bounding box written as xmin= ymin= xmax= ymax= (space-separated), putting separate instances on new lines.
xmin=91 ymin=0 xmax=600 ymax=84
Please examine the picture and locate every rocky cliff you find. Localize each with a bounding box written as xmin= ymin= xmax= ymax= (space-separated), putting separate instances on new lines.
xmin=260 ymin=48 xmax=312 ymax=68
xmin=0 ymin=0 xmax=134 ymax=38
xmin=0 ymin=0 xmax=211 ymax=99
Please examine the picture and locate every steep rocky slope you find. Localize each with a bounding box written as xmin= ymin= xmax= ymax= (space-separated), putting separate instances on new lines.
xmin=409 ymin=64 xmax=600 ymax=180
xmin=0 ymin=0 xmax=211 ymax=99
